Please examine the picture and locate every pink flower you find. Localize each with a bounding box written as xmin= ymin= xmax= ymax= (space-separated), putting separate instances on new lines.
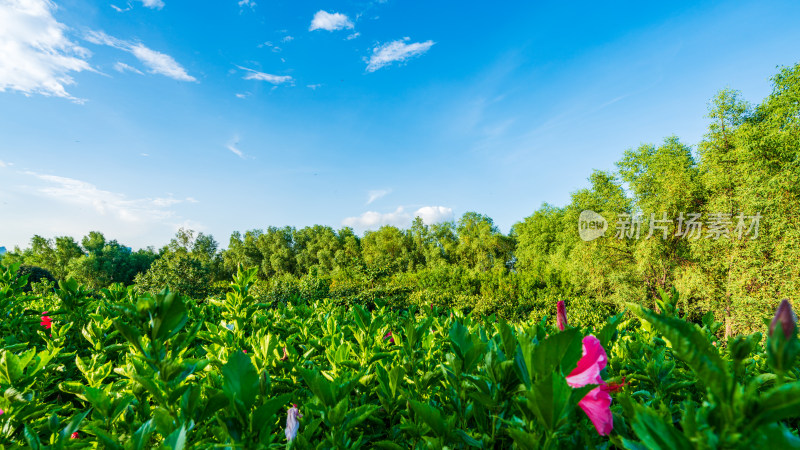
xmin=566 ymin=335 xmax=613 ymax=436
xmin=556 ymin=301 xmax=568 ymax=331
xmin=243 ymin=350 xmax=247 ymax=354
xmin=383 ymin=331 xmax=394 ymax=344
xmin=0 ymin=408 xmax=4 ymax=415
xmin=71 ymin=432 xmax=79 ymax=439
xmin=285 ymin=404 xmax=303 ymax=441
xmin=41 ymin=311 xmax=52 ymax=330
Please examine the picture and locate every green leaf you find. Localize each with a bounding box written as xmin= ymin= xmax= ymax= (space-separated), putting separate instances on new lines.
xmin=629 ymin=404 xmax=692 ymax=450
xmin=221 ymin=350 xmax=259 ymax=411
xmin=59 ymin=408 xmax=91 ymax=443
xmin=252 ymin=392 xmax=293 ymax=428
xmin=162 ymin=422 xmax=189 ymax=450
xmin=409 ymin=400 xmax=448 ymax=438
xmin=506 ymin=428 xmax=538 ymax=450
xmin=372 ymin=441 xmax=405 ymax=450
xmin=456 ymin=429 xmax=483 ymax=447
xmin=23 ymin=425 xmax=41 ymax=450
xmin=344 ymin=404 xmax=380 ymax=430
xmin=523 ymin=372 xmax=571 ymax=431
xmin=153 ymin=291 xmax=189 ymax=341
xmin=628 ymin=303 xmax=730 ymax=402
xmin=750 ymin=381 xmax=800 ymax=428
xmin=131 ymin=419 xmax=156 ymax=450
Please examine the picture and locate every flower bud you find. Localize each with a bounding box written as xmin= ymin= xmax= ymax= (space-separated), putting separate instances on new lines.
xmin=770 ymin=299 xmax=798 ymax=339
xmin=556 ymin=301 xmax=568 ymax=331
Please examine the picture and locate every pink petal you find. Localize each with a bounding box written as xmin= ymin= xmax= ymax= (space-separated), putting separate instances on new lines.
xmin=566 ymin=335 xmax=607 ymax=388
xmin=556 ymin=301 xmax=568 ymax=331
xmin=577 ymin=386 xmax=613 ymax=436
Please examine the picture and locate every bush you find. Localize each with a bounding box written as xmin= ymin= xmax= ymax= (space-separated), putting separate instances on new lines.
xmin=16 ymin=265 xmax=56 ymax=292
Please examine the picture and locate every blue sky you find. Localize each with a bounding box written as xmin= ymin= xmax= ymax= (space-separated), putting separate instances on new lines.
xmin=1 ymin=0 xmax=799 ymax=250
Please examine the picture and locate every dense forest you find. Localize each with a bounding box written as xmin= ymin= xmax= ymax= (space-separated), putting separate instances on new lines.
xmin=4 ymin=63 xmax=800 ymax=336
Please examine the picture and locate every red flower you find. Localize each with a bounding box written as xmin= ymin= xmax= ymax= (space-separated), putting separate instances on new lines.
xmin=71 ymin=432 xmax=79 ymax=439
xmin=383 ymin=331 xmax=394 ymax=344
xmin=243 ymin=350 xmax=247 ymax=354
xmin=40 ymin=311 xmax=52 ymax=330
xmin=566 ymin=335 xmax=613 ymax=436
xmin=556 ymin=301 xmax=568 ymax=331
xmin=601 ymin=376 xmax=628 ymax=394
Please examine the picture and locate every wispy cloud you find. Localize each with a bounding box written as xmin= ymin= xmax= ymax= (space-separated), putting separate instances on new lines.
xmin=0 ymin=0 xmax=93 ymax=102
xmin=129 ymin=43 xmax=195 ymax=81
xmin=346 ymin=32 xmax=360 ymax=40
xmin=140 ymin=0 xmax=164 ymax=10
xmin=235 ymin=92 xmax=250 ymax=98
xmin=309 ymin=11 xmax=354 ymax=31
xmin=26 ymin=171 xmax=190 ymax=223
xmin=0 ymin=160 xmax=8 ymax=168
xmin=85 ymin=30 xmax=196 ymax=82
xmin=238 ymin=66 xmax=293 ymax=84
xmin=113 ymin=61 xmax=143 ymax=74
xmin=366 ymin=189 xmax=390 ymax=204
xmin=238 ymin=0 xmax=256 ymax=10
xmin=366 ymin=38 xmax=434 ymax=72
xmin=343 ymin=205 xmax=454 ymax=229
xmin=1 ymin=170 xmax=201 ymax=249
xmin=307 ymin=84 xmax=322 ymax=90
xmin=258 ymin=41 xmax=281 ymax=52
xmin=281 ymin=35 xmax=294 ymax=43
xmin=226 ymin=143 xmax=244 ymax=158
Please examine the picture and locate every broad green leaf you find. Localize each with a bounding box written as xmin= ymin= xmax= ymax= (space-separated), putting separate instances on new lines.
xmin=628 ymin=304 xmax=730 ymax=402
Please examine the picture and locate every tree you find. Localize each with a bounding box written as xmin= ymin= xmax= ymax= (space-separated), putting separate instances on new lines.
xmin=455 ymin=212 xmax=513 ymax=272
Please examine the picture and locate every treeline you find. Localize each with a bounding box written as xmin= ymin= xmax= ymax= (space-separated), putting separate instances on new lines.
xmin=4 ymin=62 xmax=800 ymax=335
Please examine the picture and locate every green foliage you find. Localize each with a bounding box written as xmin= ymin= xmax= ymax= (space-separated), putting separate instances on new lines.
xmin=1 ymin=258 xmax=800 ymax=448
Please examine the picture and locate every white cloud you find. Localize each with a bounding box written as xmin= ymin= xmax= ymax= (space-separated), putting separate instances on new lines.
xmin=414 ymin=206 xmax=454 ymax=224
xmin=0 ymin=160 xmax=7 ymax=167
xmin=366 ymin=38 xmax=434 ymax=72
xmin=235 ymin=92 xmax=249 ymax=98
xmin=281 ymin=35 xmax=294 ymax=43
xmin=238 ymin=0 xmax=255 ymax=9
xmin=258 ymin=41 xmax=281 ymax=52
xmin=306 ymin=84 xmax=322 ymax=90
xmin=346 ymin=32 xmax=360 ymax=40
xmin=343 ymin=205 xmax=454 ymax=229
xmin=113 ymin=61 xmax=143 ymax=74
xmin=309 ymin=10 xmax=353 ymax=31
xmin=226 ymin=143 xmax=244 ymax=158
xmin=139 ymin=0 xmax=164 ymax=9
xmin=366 ymin=189 xmax=390 ymax=204
xmin=0 ymin=170 xmax=201 ymax=249
xmin=85 ymin=30 xmax=196 ymax=82
xmin=27 ymin=171 xmax=186 ymax=223
xmin=343 ymin=207 xmax=408 ymax=228
xmin=129 ymin=43 xmax=195 ymax=81
xmin=238 ymin=66 xmax=293 ymax=84
xmin=0 ymin=0 xmax=93 ymax=101
xmin=140 ymin=153 xmax=149 ymax=156
xmin=110 ymin=4 xmax=131 ymax=12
